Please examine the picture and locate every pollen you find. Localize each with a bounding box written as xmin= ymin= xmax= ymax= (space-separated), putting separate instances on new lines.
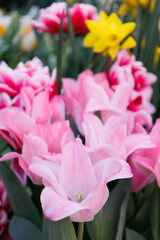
xmin=76 ymin=192 xmax=84 ymax=203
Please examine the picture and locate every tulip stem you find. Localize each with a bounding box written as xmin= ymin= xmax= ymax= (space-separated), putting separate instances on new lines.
xmin=77 ymin=222 xmax=84 ymax=240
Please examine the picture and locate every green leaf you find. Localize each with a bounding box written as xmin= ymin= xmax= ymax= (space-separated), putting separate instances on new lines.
xmin=0 ymin=162 xmax=41 ymax=229
xmin=9 ymin=215 xmax=41 ymax=240
xmin=141 ymin=0 xmax=160 ymax=71
xmin=0 ymin=138 xmax=8 ymax=154
xmin=102 ymin=179 xmax=132 ymax=240
xmin=126 ymin=228 xmax=146 ymax=240
xmin=133 ymin=4 xmax=142 ymax=58
xmin=128 ymin=200 xmax=151 ymax=233
xmin=42 ymin=218 xmax=50 ymax=240
xmin=151 ymin=183 xmax=160 ymax=240
xmin=48 ymin=217 xmax=77 ymax=240
xmin=86 ymin=211 xmax=103 ymax=240
xmin=57 ymin=11 xmax=64 ymax=94
xmin=115 ymin=192 xmax=130 ymax=240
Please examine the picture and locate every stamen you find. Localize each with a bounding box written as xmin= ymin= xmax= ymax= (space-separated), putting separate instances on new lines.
xmin=76 ymin=192 xmax=84 ymax=203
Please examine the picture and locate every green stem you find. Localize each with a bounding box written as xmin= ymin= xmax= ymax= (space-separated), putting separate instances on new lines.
xmin=77 ymin=222 xmax=84 ymax=240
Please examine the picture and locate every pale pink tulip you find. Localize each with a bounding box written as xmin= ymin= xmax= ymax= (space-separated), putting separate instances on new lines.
xmin=29 ymin=139 xmax=132 ymax=222
xmin=82 ymin=113 xmax=155 ymax=164
xmin=127 ymin=119 xmax=160 ymax=191
xmin=0 ymin=120 xmax=74 ymax=184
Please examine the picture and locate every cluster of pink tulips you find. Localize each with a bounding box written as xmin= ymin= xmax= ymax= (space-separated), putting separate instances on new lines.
xmin=0 ymin=48 xmax=158 ymax=224
xmin=0 ymin=1 xmax=159 ymax=239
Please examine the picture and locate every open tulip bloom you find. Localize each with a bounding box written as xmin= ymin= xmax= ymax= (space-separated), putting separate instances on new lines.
xmin=29 ymin=139 xmax=132 ymax=222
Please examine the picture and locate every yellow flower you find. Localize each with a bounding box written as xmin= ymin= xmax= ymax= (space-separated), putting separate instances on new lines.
xmin=154 ymin=46 xmax=160 ymax=69
xmin=83 ymin=12 xmax=136 ymax=59
xmin=140 ymin=0 xmax=155 ymax=11
xmin=118 ymin=0 xmax=155 ymax=17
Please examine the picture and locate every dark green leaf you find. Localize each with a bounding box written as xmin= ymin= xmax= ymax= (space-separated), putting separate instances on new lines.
xmin=42 ymin=218 xmax=50 ymax=240
xmin=57 ymin=11 xmax=64 ymax=94
xmin=115 ymin=192 xmax=130 ymax=240
xmin=141 ymin=0 xmax=160 ymax=71
xmin=9 ymin=215 xmax=41 ymax=240
xmin=86 ymin=211 xmax=103 ymax=240
xmin=126 ymin=228 xmax=146 ymax=240
xmin=0 ymin=162 xmax=41 ymax=229
xmin=151 ymin=183 xmax=160 ymax=240
xmin=48 ymin=217 xmax=77 ymax=240
xmin=102 ymin=179 xmax=132 ymax=240
xmin=128 ymin=200 xmax=151 ymax=232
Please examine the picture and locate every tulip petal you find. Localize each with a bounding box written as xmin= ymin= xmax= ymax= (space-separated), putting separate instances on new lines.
xmin=94 ymin=157 xmax=132 ymax=183
xmin=41 ymin=187 xmax=94 ymax=222
xmin=59 ymin=139 xmax=97 ymax=202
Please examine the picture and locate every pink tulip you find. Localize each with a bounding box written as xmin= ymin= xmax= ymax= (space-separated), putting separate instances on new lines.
xmin=62 ymin=69 xmax=153 ymax=134
xmin=83 ymin=113 xmax=155 ymax=164
xmin=129 ymin=119 xmax=160 ymax=189
xmin=29 ymin=139 xmax=132 ymax=222
xmin=0 ymin=120 xmax=74 ymax=185
xmin=0 ymin=93 xmax=23 ymax=110
xmin=0 ymin=178 xmax=12 ymax=239
xmin=107 ymin=50 xmax=157 ymax=114
xmin=0 ymin=58 xmax=57 ymax=98
xmin=31 ymin=2 xmax=97 ymax=35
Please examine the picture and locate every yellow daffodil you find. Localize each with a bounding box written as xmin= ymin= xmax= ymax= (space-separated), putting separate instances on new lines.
xmin=140 ymin=0 xmax=155 ymax=10
xmin=154 ymin=46 xmax=160 ymax=69
xmin=83 ymin=11 xmax=136 ymax=59
xmin=118 ymin=0 xmax=155 ymax=17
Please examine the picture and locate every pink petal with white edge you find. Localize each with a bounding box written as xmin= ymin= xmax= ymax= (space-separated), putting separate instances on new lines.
xmin=0 ymin=107 xmax=35 ymax=147
xmin=129 ymin=159 xmax=153 ymax=192
xmin=155 ymin=162 xmax=160 ymax=187
xmin=82 ymin=113 xmax=103 ymax=147
xmin=111 ymin=83 xmax=133 ymax=111
xmin=59 ymin=139 xmax=97 ymax=202
xmin=88 ymin=144 xmax=116 ymax=165
xmin=150 ymin=119 xmax=160 ymax=144
xmin=20 ymin=87 xmax=34 ymax=116
xmin=51 ymin=96 xmax=65 ymax=122
xmin=30 ymin=19 xmax=54 ymax=33
xmin=0 ymin=152 xmax=20 ymax=162
xmin=131 ymin=153 xmax=155 ymax=176
xmin=126 ymin=134 xmax=156 ymax=157
xmin=82 ymin=179 xmax=109 ymax=216
xmin=99 ymin=116 xmax=127 ymax=159
xmin=94 ymin=158 xmax=132 ymax=183
xmin=11 ymin=158 xmax=27 ymax=186
xmin=31 ymin=91 xmax=50 ymax=123
xmin=41 ymin=187 xmax=94 ymax=222
xmin=29 ymin=157 xmax=66 ymax=196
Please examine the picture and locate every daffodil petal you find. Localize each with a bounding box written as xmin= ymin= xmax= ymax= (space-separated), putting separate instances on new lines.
xmin=93 ymin=39 xmax=107 ymax=53
xmin=83 ymin=33 xmax=98 ymax=47
xmin=108 ymin=45 xmax=120 ymax=59
xmin=118 ymin=3 xmax=131 ymax=16
xmin=121 ymin=36 xmax=137 ymax=49
xmin=99 ymin=11 xmax=108 ymax=24
xmin=85 ymin=20 xmax=99 ymax=34
xmin=120 ymin=22 xmax=136 ymax=40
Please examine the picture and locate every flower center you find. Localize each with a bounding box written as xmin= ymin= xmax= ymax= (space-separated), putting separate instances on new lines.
xmin=75 ymin=192 xmax=84 ymax=203
xmin=109 ymin=34 xmax=118 ymax=41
